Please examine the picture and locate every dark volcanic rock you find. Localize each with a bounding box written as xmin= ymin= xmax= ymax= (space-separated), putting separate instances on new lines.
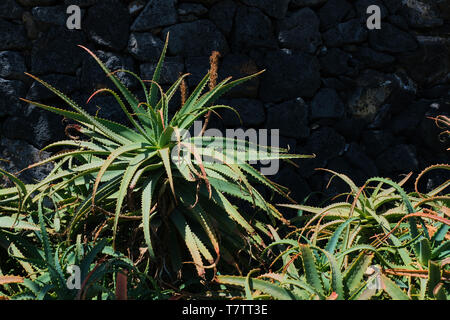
xmin=344 ymin=142 xmax=378 ymax=177
xmin=299 ymin=126 xmax=346 ymax=178
xmin=31 ymin=27 xmax=86 ymax=74
xmin=16 ymin=0 xmax=57 ymax=5
xmin=319 ymin=48 xmax=351 ymax=76
xmin=369 ymin=23 xmax=418 ymax=53
xmin=318 ymin=0 xmax=354 ymax=30
xmin=0 ymin=20 xmax=28 ymax=51
xmin=354 ymin=0 xmax=388 ymax=18
xmin=323 ymin=19 xmax=368 ymax=47
xmin=0 ymin=51 xmax=26 ymax=80
xmin=162 ymin=20 xmax=229 ymax=57
xmin=361 ymin=130 xmax=396 ymax=157
xmin=209 ymin=0 xmax=237 ymax=36
xmin=218 ymin=54 xmax=260 ymax=99
xmin=26 ymin=74 xmax=79 ymax=101
xmin=128 ymin=32 xmax=164 ymax=62
xmin=399 ymin=36 xmax=450 ymax=87
xmin=85 ymin=0 xmax=130 ymax=50
xmin=32 ymin=6 xmax=67 ymax=26
xmin=78 ymin=94 xmax=128 ymax=125
xmin=347 ymin=71 xmax=415 ymax=121
xmin=311 ymin=88 xmax=345 ymax=121
xmin=220 ymin=98 xmax=266 ymax=127
xmin=376 ymin=144 xmax=419 ymax=174
xmin=266 ymin=98 xmax=310 ymax=139
xmin=333 ymin=118 xmax=366 ymax=141
xmin=260 ymin=50 xmax=321 ymax=102
xmin=240 ymin=0 xmax=291 ymax=19
xmin=0 ymin=78 xmax=26 ymax=117
xmin=291 ymin=0 xmax=327 ymax=7
xmin=232 ymin=6 xmax=277 ymax=52
xmin=272 ymin=167 xmax=312 ymax=205
xmin=387 ymin=99 xmax=430 ymax=136
xmin=277 ymin=8 xmax=322 ymax=54
xmin=178 ymin=3 xmax=208 ymax=19
xmin=388 ymin=15 xmax=410 ymax=30
xmin=131 ymin=0 xmax=177 ymax=31
xmin=0 ymin=137 xmax=53 ymax=185
xmin=140 ymin=56 xmax=184 ymax=85
xmin=185 ymin=56 xmax=210 ymax=87
xmin=64 ymin=0 xmax=97 ymax=6
xmin=354 ymin=47 xmax=395 ymax=68
xmin=399 ymin=0 xmax=443 ymax=28
xmin=306 ymin=127 xmax=345 ymax=160
xmin=383 ymin=0 xmax=403 ymax=14
xmin=2 ymin=104 xmax=65 ymax=150
xmin=80 ymin=50 xmax=137 ymax=91
xmin=0 ymin=0 xmax=23 ymax=20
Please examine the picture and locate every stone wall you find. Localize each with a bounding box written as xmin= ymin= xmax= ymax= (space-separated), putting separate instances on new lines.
xmin=0 ymin=0 xmax=449 ymax=203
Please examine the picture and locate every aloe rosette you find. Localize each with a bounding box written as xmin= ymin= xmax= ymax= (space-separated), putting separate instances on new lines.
xmin=18 ymin=35 xmax=313 ymax=277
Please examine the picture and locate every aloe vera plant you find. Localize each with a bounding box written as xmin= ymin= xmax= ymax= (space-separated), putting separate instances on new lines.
xmin=0 ymin=203 xmax=165 ymax=300
xmin=217 ymin=166 xmax=450 ymax=300
xmin=17 ymin=35 xmax=310 ymax=279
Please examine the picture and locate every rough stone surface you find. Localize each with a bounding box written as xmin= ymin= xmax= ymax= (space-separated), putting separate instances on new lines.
xmin=376 ymin=144 xmax=419 ymax=174
xmin=0 ymin=0 xmax=24 ymax=20
xmin=218 ymin=54 xmax=260 ymax=99
xmin=240 ymin=0 xmax=291 ymax=19
xmin=0 ymin=78 xmax=26 ymax=117
xmin=85 ymin=0 xmax=130 ymax=50
xmin=0 ymin=51 xmax=27 ymax=80
xmin=2 ymin=105 xmax=65 ymax=150
xmin=80 ymin=50 xmax=137 ymax=91
xmin=140 ymin=57 xmax=184 ymax=85
xmin=266 ymin=98 xmax=310 ymax=139
xmin=232 ymin=6 xmax=277 ymax=53
xmin=220 ymin=98 xmax=266 ymax=127
xmin=162 ymin=20 xmax=229 ymax=57
xmin=277 ymin=8 xmax=322 ymax=54
xmin=31 ymin=6 xmax=67 ymax=26
xmin=31 ymin=27 xmax=86 ymax=74
xmin=369 ymin=23 xmax=418 ymax=53
xmin=128 ymin=32 xmax=164 ymax=62
xmin=0 ymin=137 xmax=53 ymax=185
xmin=26 ymin=74 xmax=79 ymax=101
xmin=319 ymin=48 xmax=351 ymax=76
xmin=311 ymin=88 xmax=345 ymax=121
xmin=131 ymin=0 xmax=177 ymax=31
xmin=318 ymin=0 xmax=354 ymax=30
xmin=260 ymin=50 xmax=321 ymax=102
xmin=209 ymin=0 xmax=236 ymax=36
xmin=0 ymin=20 xmax=29 ymax=51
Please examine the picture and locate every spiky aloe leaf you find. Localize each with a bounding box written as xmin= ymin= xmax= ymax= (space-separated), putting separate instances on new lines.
xmin=158 ymin=147 xmax=175 ymax=198
xmin=314 ymin=246 xmax=345 ymax=300
xmin=171 ymin=209 xmax=205 ymax=277
xmin=432 ymin=241 xmax=450 ymax=260
xmin=0 ymin=217 xmax=39 ymax=231
xmin=142 ymin=172 xmax=162 ymax=261
xmin=325 ymin=217 xmax=359 ymax=255
xmin=216 ymin=275 xmax=295 ymax=300
xmin=37 ymin=199 xmax=65 ymax=290
xmin=380 ymin=274 xmax=410 ymax=300
xmin=299 ymin=245 xmax=324 ymax=297
xmin=418 ymin=238 xmax=432 ymax=266
xmin=343 ymin=252 xmax=373 ymax=296
xmin=426 ymin=260 xmax=442 ymax=299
